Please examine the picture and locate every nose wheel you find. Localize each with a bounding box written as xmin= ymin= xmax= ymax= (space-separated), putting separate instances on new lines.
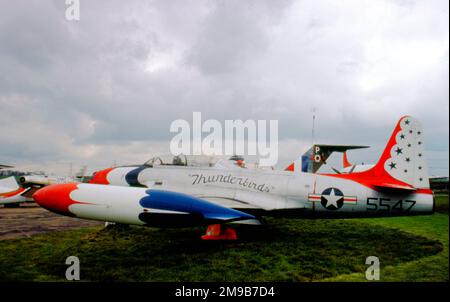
xmin=201 ymin=224 xmax=237 ymax=240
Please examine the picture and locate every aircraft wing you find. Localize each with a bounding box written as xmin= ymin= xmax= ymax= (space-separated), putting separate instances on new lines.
xmin=143 ymin=181 xmax=287 ymax=213
xmin=140 ymin=190 xmax=258 ymax=223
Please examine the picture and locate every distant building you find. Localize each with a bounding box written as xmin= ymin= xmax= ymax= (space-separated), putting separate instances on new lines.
xmin=0 ymin=170 xmax=28 ymax=177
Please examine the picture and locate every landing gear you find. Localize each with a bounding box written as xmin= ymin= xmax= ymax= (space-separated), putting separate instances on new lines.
xmin=201 ymin=224 xmax=237 ymax=240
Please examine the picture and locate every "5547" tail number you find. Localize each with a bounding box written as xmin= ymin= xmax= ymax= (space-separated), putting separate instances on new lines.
xmin=366 ymin=198 xmax=416 ymax=212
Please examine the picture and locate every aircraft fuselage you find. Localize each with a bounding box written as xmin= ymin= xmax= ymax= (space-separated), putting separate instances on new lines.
xmin=92 ymin=165 xmax=434 ymax=219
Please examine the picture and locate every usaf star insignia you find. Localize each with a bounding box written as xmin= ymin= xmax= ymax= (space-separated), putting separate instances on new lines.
xmin=320 ymin=188 xmax=344 ymax=210
xmin=308 ymin=188 xmax=357 ymax=210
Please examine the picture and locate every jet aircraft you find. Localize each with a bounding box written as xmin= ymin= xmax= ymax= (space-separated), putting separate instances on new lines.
xmin=33 ymin=116 xmax=434 ymax=240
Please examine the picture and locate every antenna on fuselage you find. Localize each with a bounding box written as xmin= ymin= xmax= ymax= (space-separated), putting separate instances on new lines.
xmin=311 ymin=107 xmax=317 ymax=145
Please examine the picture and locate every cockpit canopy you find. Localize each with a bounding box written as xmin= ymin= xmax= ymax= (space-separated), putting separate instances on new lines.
xmin=143 ymin=154 xmax=221 ymax=167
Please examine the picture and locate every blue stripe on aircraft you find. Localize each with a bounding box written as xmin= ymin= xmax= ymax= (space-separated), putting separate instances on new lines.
xmin=125 ymin=166 xmax=147 ymax=187
xmin=139 ymin=190 xmax=255 ymax=221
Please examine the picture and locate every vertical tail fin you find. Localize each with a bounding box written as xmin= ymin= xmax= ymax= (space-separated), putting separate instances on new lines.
xmin=0 ymin=176 xmax=21 ymax=192
xmin=372 ymin=116 xmax=430 ymax=189
xmin=342 ymin=152 xmax=352 ymax=168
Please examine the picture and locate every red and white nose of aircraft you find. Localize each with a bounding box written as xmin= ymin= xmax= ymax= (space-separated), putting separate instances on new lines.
xmin=89 ymin=167 xmax=115 ymax=184
xmin=33 ymin=183 xmax=80 ymax=216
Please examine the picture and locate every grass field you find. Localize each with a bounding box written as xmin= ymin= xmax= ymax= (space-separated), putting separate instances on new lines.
xmin=0 ymin=195 xmax=448 ymax=282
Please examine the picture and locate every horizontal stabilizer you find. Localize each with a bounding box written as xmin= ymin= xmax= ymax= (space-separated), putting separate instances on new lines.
xmin=313 ymin=144 xmax=370 ymax=152
xmin=372 ymin=182 xmax=416 ymax=191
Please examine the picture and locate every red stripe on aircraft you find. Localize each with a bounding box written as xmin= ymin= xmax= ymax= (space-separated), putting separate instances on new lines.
xmin=415 ymin=188 xmax=433 ymax=195
xmin=0 ymin=187 xmax=26 ymax=198
xmin=89 ymin=167 xmax=114 ymax=185
xmin=343 ymin=197 xmax=357 ymax=203
xmin=308 ymin=195 xmax=321 ymax=201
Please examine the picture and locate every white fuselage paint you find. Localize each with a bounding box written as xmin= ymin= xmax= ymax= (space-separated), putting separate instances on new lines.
xmin=69 ymin=184 xmax=148 ymax=225
xmin=101 ymin=166 xmax=433 ymax=217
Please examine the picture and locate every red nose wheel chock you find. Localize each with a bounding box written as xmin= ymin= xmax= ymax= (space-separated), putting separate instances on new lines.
xmin=201 ymin=224 xmax=237 ymax=240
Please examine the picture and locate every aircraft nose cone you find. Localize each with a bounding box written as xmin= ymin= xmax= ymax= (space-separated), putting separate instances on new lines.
xmin=89 ymin=167 xmax=114 ymax=184
xmin=33 ymin=183 xmax=79 ymax=216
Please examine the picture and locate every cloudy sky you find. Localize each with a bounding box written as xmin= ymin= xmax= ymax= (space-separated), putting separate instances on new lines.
xmin=0 ymin=0 xmax=448 ymax=176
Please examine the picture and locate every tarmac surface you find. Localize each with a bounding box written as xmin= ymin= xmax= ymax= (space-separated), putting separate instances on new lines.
xmin=0 ymin=203 xmax=102 ymax=240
